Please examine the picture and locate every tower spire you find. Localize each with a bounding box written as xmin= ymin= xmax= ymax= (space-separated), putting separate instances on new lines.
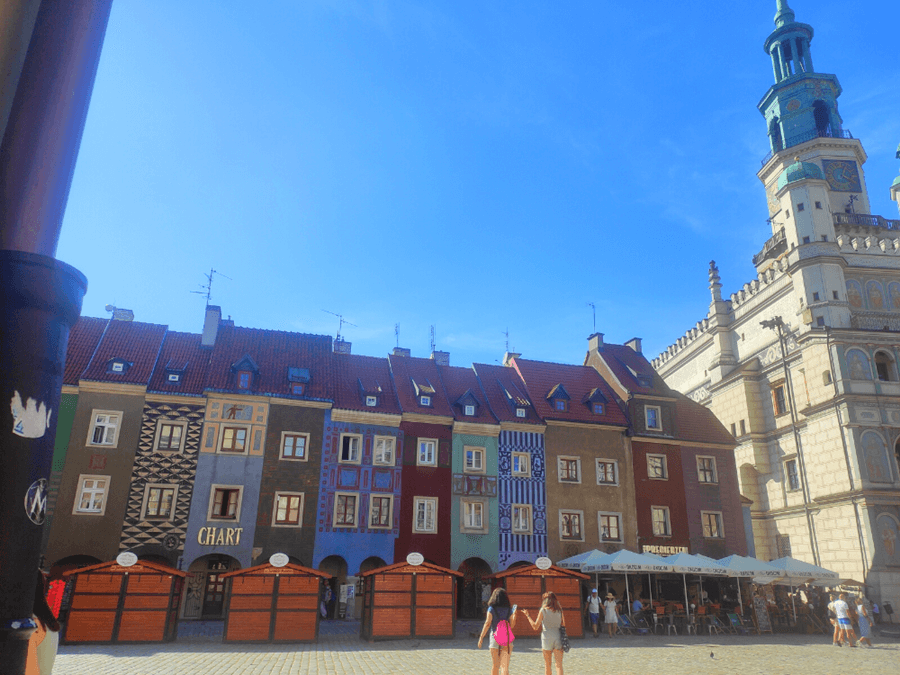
xmin=774 ymin=0 xmax=795 ymax=27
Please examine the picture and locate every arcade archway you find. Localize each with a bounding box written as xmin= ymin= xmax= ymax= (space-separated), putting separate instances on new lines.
xmin=457 ymin=557 xmax=493 ymax=619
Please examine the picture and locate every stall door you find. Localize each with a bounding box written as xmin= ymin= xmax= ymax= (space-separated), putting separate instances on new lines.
xmin=202 ymin=558 xmax=230 ymax=618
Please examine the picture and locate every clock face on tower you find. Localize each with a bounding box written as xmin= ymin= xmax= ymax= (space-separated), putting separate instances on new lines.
xmin=823 ymin=160 xmax=861 ymax=192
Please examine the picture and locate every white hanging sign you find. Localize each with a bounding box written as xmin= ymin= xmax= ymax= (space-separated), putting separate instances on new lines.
xmin=406 ymin=552 xmax=424 ymax=566
xmin=116 ymin=552 xmax=138 ymax=567
xmin=535 ymin=557 xmax=552 ymax=570
xmin=269 ymin=553 xmax=289 ymax=568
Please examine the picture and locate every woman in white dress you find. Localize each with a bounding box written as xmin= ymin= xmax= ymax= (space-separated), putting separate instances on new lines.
xmin=856 ymin=597 xmax=873 ymax=647
xmin=603 ymin=592 xmax=619 ymax=637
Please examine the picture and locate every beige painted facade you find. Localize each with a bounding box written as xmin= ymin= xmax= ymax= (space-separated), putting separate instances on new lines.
xmin=543 ymin=421 xmax=637 ymax=563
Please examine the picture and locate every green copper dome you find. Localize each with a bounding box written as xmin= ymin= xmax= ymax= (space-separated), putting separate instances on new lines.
xmin=892 ymin=174 xmax=900 ymax=188
xmin=777 ymin=159 xmax=823 ymax=189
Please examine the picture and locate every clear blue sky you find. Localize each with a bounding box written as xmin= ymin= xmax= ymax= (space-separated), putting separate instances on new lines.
xmin=57 ymin=0 xmax=900 ymax=369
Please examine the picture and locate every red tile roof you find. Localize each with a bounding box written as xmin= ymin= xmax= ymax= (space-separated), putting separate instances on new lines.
xmin=511 ymin=358 xmax=628 ymax=427
xmin=80 ymin=320 xmax=168 ymax=385
xmin=436 ymin=365 xmax=498 ymax=424
xmin=672 ymin=394 xmax=736 ymax=447
xmin=388 ymin=354 xmax=454 ymax=417
xmin=147 ymin=331 xmax=211 ymax=396
xmin=593 ymin=343 xmax=672 ymax=397
xmin=472 ymin=363 xmax=541 ymax=425
xmin=64 ymin=316 xmax=109 ymax=385
xmin=204 ymin=324 xmax=334 ymax=401
xmin=331 ymin=353 xmax=402 ymax=415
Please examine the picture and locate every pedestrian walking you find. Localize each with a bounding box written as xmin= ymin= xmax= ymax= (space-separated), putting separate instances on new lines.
xmin=833 ymin=593 xmax=858 ymax=647
xmin=603 ymin=592 xmax=619 ymax=638
xmin=477 ymin=587 xmax=518 ymax=675
xmin=855 ymin=597 xmax=874 ymax=647
xmin=826 ymin=593 xmax=841 ymax=646
xmin=583 ymin=588 xmax=601 ymax=637
xmin=522 ymin=592 xmax=566 ymax=675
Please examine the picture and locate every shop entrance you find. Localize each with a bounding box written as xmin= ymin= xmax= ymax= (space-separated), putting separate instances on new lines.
xmin=183 ymin=554 xmax=240 ymax=620
xmin=457 ymin=557 xmax=492 ymax=619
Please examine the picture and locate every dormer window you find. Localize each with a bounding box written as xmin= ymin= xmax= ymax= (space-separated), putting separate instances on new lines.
xmin=107 ymin=359 xmax=131 ymax=374
xmin=585 ymin=388 xmax=607 ymax=415
xmin=238 ymin=370 xmax=252 ymax=390
xmin=292 ymin=383 xmax=305 ymax=396
xmin=366 ymin=395 xmax=378 ymax=407
xmin=231 ymin=355 xmax=260 ymax=392
xmin=167 ymin=373 xmax=181 ymax=383
xmin=547 ymin=383 xmax=570 ymax=413
xmin=555 ymin=399 xmax=567 ymax=412
xmin=464 ymin=405 xmax=475 ymax=416
xmin=516 ymin=408 xmax=526 ymax=418
xmin=163 ymin=361 xmax=186 ymax=386
xmin=420 ymin=395 xmax=432 ymax=407
xmin=592 ymin=403 xmax=604 ymax=414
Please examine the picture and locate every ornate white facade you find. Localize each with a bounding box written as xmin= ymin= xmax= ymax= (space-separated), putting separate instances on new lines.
xmin=654 ymin=1 xmax=900 ymax=607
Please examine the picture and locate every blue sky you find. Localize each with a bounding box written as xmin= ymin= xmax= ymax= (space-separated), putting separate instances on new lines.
xmin=57 ymin=0 xmax=900 ymax=369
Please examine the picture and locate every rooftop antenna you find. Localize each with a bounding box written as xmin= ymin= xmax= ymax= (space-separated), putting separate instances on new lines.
xmin=191 ymin=268 xmax=231 ymax=307
xmin=430 ymin=325 xmax=436 ymax=353
xmin=502 ymin=327 xmax=510 ymax=353
xmin=587 ymin=302 xmax=596 ymax=333
xmin=322 ymin=310 xmax=357 ymax=342
xmin=395 ymin=323 xmax=400 ymax=349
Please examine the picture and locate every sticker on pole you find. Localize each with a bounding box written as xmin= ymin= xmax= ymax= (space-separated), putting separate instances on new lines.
xmin=269 ymin=553 xmax=289 ymax=568
xmin=116 ymin=552 xmax=138 ymax=567
xmin=406 ymin=552 xmax=424 ymax=566
xmin=24 ymin=479 xmax=48 ymax=525
xmin=10 ymin=392 xmax=52 ymax=438
xmin=535 ymin=557 xmax=552 ymax=570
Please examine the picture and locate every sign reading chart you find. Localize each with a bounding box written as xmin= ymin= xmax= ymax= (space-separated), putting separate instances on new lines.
xmin=535 ymin=557 xmax=552 ymax=570
xmin=116 ymin=552 xmax=138 ymax=567
xmin=406 ymin=552 xmax=424 ymax=566
xmin=269 ymin=553 xmax=289 ymax=568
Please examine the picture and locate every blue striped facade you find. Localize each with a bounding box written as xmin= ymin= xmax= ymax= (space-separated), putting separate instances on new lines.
xmin=497 ymin=430 xmax=547 ymax=569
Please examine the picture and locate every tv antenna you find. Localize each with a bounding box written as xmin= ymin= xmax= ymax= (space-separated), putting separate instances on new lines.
xmin=587 ymin=302 xmax=596 ymax=333
xmin=395 ymin=323 xmax=400 ymax=349
xmin=191 ymin=268 xmax=231 ymax=307
xmin=430 ymin=325 xmax=436 ymax=353
xmin=322 ymin=310 xmax=357 ymax=342
xmin=502 ymin=327 xmax=510 ymax=353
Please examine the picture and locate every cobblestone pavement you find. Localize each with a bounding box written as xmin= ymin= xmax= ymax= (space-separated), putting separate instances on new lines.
xmin=55 ymin=620 xmax=898 ymax=675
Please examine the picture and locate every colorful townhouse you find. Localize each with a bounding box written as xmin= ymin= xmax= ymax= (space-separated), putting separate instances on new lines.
xmin=117 ymin=330 xmax=209 ymax=568
xmin=251 ymin=326 xmax=333 ymax=571
xmin=438 ymin=363 xmax=500 ymax=617
xmin=45 ymin=317 xmax=168 ymax=570
xmin=312 ymin=351 xmax=403 ymax=586
xmin=388 ymin=351 xmax=455 ymax=569
xmin=473 ymin=362 xmax=548 ymax=570
xmin=42 ymin=316 xmax=107 ymax=560
xmin=586 ymin=334 xmax=747 ymax=559
xmin=512 ymin=356 xmax=636 ymax=563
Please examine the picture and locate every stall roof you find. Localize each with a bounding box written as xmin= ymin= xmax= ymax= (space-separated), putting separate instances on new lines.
xmin=63 ymin=560 xmax=187 ymax=577
xmin=220 ymin=562 xmax=332 ymax=579
xmin=490 ymin=564 xmax=589 ymax=580
xmin=359 ymin=561 xmax=463 ymax=577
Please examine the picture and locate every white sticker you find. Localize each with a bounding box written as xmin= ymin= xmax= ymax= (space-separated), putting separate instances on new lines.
xmin=10 ymin=392 xmax=52 ymax=438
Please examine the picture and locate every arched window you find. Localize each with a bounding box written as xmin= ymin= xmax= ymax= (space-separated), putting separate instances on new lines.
xmin=813 ymin=100 xmax=830 ymax=137
xmin=823 ymin=370 xmax=832 ymax=385
xmin=861 ymin=431 xmax=891 ymax=483
xmin=874 ymin=351 xmax=896 ymax=382
xmin=845 ymin=348 xmax=872 ymax=380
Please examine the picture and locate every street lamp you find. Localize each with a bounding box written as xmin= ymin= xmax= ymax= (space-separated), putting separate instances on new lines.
xmin=759 ymin=316 xmax=820 ymax=565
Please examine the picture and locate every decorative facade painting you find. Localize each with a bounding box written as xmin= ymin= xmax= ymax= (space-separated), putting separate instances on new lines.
xmin=866 ymin=281 xmax=885 ymax=310
xmin=846 ymin=280 xmax=863 ymax=309
xmin=860 ymin=431 xmax=892 ymax=484
xmin=889 ymin=282 xmax=900 ymax=309
xmin=875 ymin=513 xmax=900 ymax=565
xmin=845 ymin=349 xmax=872 ymax=380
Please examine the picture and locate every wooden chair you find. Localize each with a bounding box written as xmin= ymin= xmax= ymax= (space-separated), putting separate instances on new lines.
xmin=727 ymin=612 xmax=757 ymax=635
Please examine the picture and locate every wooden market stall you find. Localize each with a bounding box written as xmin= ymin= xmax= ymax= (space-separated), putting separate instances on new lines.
xmin=61 ymin=559 xmax=187 ymax=644
xmin=220 ymin=562 xmax=331 ymax=643
xmin=489 ymin=564 xmax=589 ymax=639
xmin=359 ymin=561 xmax=462 ymax=641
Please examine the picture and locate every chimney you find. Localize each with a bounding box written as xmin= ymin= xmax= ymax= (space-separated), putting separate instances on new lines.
xmin=502 ymin=352 xmax=521 ymax=367
xmin=112 ymin=308 xmax=134 ymax=321
xmin=334 ymin=339 xmax=351 ymax=354
xmin=392 ymin=347 xmax=411 ymax=357
xmin=430 ymin=350 xmax=449 ymax=366
xmin=625 ymin=337 xmax=642 ymax=354
xmin=587 ymin=333 xmax=604 ymax=352
xmin=201 ymin=305 xmax=221 ymax=347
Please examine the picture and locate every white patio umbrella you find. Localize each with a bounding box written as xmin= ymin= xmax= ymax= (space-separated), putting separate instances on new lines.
xmin=767 ymin=556 xmax=840 ymax=622
xmin=556 ymin=549 xmax=601 ymax=570
xmin=583 ymin=550 xmax=673 ymax=617
xmin=661 ymin=553 xmax=729 ymax=621
xmin=716 ymin=555 xmax=785 ymax=615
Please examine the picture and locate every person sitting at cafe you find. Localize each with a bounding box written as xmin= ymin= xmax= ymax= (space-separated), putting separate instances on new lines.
xmin=631 ymin=597 xmax=647 ymax=622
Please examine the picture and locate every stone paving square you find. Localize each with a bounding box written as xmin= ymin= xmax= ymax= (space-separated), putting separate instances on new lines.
xmin=54 ymin=621 xmax=898 ymax=675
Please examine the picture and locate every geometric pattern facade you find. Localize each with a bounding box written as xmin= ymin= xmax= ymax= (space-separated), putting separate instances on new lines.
xmin=497 ymin=430 xmax=548 ymax=569
xmin=119 ymin=401 xmax=205 ymax=558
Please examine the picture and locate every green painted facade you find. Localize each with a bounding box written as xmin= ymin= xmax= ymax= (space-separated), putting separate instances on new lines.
xmin=449 ymin=431 xmax=499 ymax=573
